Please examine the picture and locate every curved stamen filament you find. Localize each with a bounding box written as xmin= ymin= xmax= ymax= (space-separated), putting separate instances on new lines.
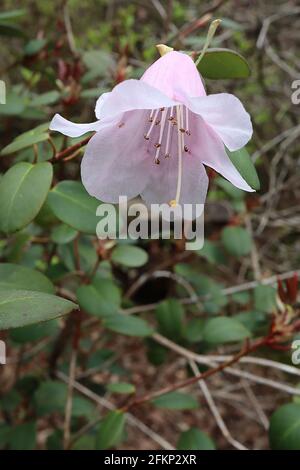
xmin=155 ymin=108 xmax=167 ymax=164
xmin=164 ymin=106 xmax=173 ymax=158
xmin=185 ymin=107 xmax=190 ymax=135
xmin=144 ymin=109 xmax=159 ymax=140
xmin=174 ymin=105 xmax=183 ymax=206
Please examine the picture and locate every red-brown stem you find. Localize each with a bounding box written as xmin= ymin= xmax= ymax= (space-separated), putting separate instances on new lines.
xmin=121 ymin=336 xmax=269 ymax=412
xmin=50 ymin=135 xmax=92 ymax=162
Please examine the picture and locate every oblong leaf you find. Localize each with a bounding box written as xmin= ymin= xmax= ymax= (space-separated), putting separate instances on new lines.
xmin=1 ymin=133 xmax=49 ymax=156
xmin=0 ymin=263 xmax=54 ymax=294
xmin=197 ymin=48 xmax=251 ymax=79
xmin=0 ymin=162 xmax=53 ymax=234
xmin=0 ymin=289 xmax=77 ymax=329
xmin=104 ymin=314 xmax=153 ymax=337
xmin=152 ymin=391 xmax=198 ymax=410
xmin=269 ymin=404 xmax=300 ymax=450
xmin=177 ymin=428 xmax=215 ymax=450
xmin=47 ymin=181 xmax=100 ymax=234
xmin=202 ymin=317 xmax=251 ymax=344
xmin=96 ymin=410 xmax=125 ymax=450
xmin=111 ymin=245 xmax=148 ymax=268
xmin=226 ymin=147 xmax=260 ymax=190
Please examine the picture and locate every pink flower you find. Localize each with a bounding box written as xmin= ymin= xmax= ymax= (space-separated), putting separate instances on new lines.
xmin=50 ymin=51 xmax=253 ymax=208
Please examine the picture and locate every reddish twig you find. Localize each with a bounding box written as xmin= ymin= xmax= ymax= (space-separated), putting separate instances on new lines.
xmin=50 ymin=135 xmax=92 ymax=162
xmin=122 ymin=336 xmax=269 ymax=412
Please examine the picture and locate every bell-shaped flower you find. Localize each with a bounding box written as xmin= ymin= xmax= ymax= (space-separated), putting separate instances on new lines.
xmin=50 ymin=51 xmax=253 ymax=209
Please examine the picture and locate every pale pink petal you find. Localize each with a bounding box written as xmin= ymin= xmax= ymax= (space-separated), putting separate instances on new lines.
xmin=192 ymin=115 xmax=254 ymax=191
xmin=141 ymin=51 xmax=206 ymax=100
xmin=94 ymin=92 xmax=111 ymax=119
xmin=81 ymin=110 xmax=153 ymax=203
xmin=186 ymin=93 xmax=252 ymax=151
xmin=141 ymin=137 xmax=208 ymax=208
xmin=49 ymin=114 xmax=102 ymax=138
xmin=95 ymin=79 xmax=177 ymax=121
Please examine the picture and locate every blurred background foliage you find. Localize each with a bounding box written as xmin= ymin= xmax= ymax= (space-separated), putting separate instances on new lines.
xmin=0 ymin=0 xmax=300 ymax=451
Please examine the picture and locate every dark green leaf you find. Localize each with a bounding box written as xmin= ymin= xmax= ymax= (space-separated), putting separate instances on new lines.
xmin=269 ymin=404 xmax=300 ymax=450
xmin=177 ymin=428 xmax=215 ymax=450
xmin=1 ymin=133 xmax=49 ymax=156
xmin=0 ymin=289 xmax=77 ymax=329
xmin=0 ymin=263 xmax=54 ymax=294
xmin=155 ymin=299 xmax=185 ymax=341
xmin=152 ymin=391 xmax=198 ymax=410
xmin=111 ymin=245 xmax=148 ymax=268
xmin=202 ymin=317 xmax=251 ymax=344
xmin=226 ymin=147 xmax=260 ymax=191
xmin=197 ymin=48 xmax=250 ymax=79
xmin=104 ymin=314 xmax=153 ymax=337
xmin=77 ymin=278 xmax=121 ymax=318
xmin=107 ymin=383 xmax=135 ymax=395
xmin=221 ymin=226 xmax=252 ymax=257
xmin=253 ymin=284 xmax=276 ymax=313
xmin=96 ymin=410 xmax=125 ymax=450
xmin=47 ymin=181 xmax=100 ymax=235
xmin=0 ymin=162 xmax=53 ymax=234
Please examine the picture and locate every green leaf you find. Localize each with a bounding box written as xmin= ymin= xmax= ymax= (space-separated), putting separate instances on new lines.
xmin=24 ymin=38 xmax=47 ymax=56
xmin=177 ymin=428 xmax=216 ymax=450
xmin=111 ymin=245 xmax=148 ymax=268
xmin=0 ymin=263 xmax=54 ymax=294
xmin=0 ymin=10 xmax=26 ymax=22
xmin=96 ymin=410 xmax=125 ymax=450
xmin=10 ymin=320 xmax=58 ymax=344
xmin=269 ymin=404 xmax=300 ymax=450
xmin=152 ymin=391 xmax=198 ymax=410
xmin=1 ymin=133 xmax=49 ymax=156
xmin=104 ymin=314 xmax=153 ymax=337
xmin=253 ymin=284 xmax=276 ymax=313
xmin=198 ymin=240 xmax=226 ymax=264
xmin=9 ymin=422 xmax=36 ymax=450
xmin=0 ymin=22 xmax=25 ymax=37
xmin=51 ymin=224 xmax=77 ymax=244
xmin=107 ymin=382 xmax=135 ymax=395
xmin=0 ymin=289 xmax=77 ymax=329
xmin=34 ymin=381 xmax=94 ymax=418
xmin=155 ymin=299 xmax=185 ymax=341
xmin=30 ymin=91 xmax=60 ymax=107
xmin=0 ymin=162 xmax=53 ymax=234
xmin=47 ymin=181 xmax=100 ymax=235
xmin=221 ymin=226 xmax=252 ymax=257
xmin=77 ymin=278 xmax=121 ymax=318
xmin=185 ymin=318 xmax=205 ymax=343
xmin=202 ymin=317 xmax=251 ymax=344
xmin=226 ymin=147 xmax=260 ymax=191
xmin=197 ymin=48 xmax=250 ymax=79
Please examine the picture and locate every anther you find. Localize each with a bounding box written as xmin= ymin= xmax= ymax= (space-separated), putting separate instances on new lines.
xmin=118 ymin=122 xmax=125 ymax=128
xmin=154 ymin=143 xmax=161 ymax=148
xmin=186 ymin=130 xmax=191 ymax=136
xmin=165 ymin=153 xmax=170 ymax=158
xmin=155 ymin=158 xmax=160 ymax=165
xmin=155 ymin=120 xmax=161 ymax=125
xmin=180 ymin=128 xmax=186 ymax=133
xmin=144 ymin=134 xmax=150 ymax=140
xmin=160 ymin=107 xmax=165 ymax=111
xmin=184 ymin=145 xmax=189 ymax=152
xmin=169 ymin=199 xmax=177 ymax=207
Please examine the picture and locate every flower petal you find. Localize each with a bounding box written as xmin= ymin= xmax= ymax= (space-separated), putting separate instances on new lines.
xmin=141 ymin=142 xmax=208 ymax=211
xmin=49 ymin=114 xmax=102 ymax=138
xmin=141 ymin=51 xmax=206 ymax=100
xmin=81 ymin=110 xmax=153 ymax=203
xmin=95 ymin=79 xmax=177 ymax=121
xmin=186 ymin=93 xmax=252 ymax=151
xmin=192 ymin=116 xmax=254 ymax=192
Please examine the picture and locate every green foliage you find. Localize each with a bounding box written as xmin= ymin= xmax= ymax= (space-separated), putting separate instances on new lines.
xmin=107 ymin=382 xmax=135 ymax=395
xmin=103 ymin=314 xmax=153 ymax=337
xmin=96 ymin=410 xmax=126 ymax=450
xmin=152 ymin=391 xmax=198 ymax=410
xmin=269 ymin=404 xmax=300 ymax=450
xmin=47 ymin=181 xmax=100 ymax=234
xmin=221 ymin=226 xmax=252 ymax=256
xmin=0 ymin=162 xmax=53 ymax=234
xmin=177 ymin=428 xmax=216 ymax=450
xmin=111 ymin=245 xmax=149 ymax=268
xmin=226 ymin=147 xmax=260 ymax=190
xmin=155 ymin=298 xmax=185 ymax=341
xmin=77 ymin=278 xmax=121 ymax=317
xmin=202 ymin=317 xmax=251 ymax=345
xmin=197 ymin=48 xmax=251 ymax=79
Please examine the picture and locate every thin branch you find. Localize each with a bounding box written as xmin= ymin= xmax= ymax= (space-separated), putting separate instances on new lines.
xmin=189 ymin=360 xmax=248 ymax=450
